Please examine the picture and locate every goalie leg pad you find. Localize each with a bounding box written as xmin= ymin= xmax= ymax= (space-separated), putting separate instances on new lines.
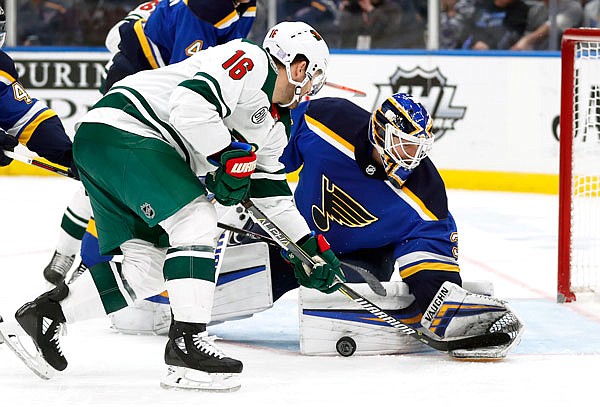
xmin=299 ymin=282 xmax=429 ymax=355
xmin=421 ymin=281 xmax=523 ymax=359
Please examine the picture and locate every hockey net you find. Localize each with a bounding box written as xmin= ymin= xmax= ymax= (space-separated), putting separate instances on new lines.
xmin=558 ymin=28 xmax=600 ymax=302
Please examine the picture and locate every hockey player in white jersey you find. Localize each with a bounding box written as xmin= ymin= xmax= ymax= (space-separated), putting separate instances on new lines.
xmin=0 ymin=22 xmax=343 ymax=391
xmin=42 ymin=0 xmax=258 ymax=285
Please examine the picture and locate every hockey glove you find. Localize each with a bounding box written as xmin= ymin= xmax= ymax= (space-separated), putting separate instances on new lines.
xmin=0 ymin=129 xmax=18 ymax=167
xmin=283 ymin=234 xmax=346 ymax=294
xmin=205 ymin=142 xmax=257 ymax=206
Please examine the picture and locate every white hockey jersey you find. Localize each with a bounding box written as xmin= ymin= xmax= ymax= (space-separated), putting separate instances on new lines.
xmin=78 ymin=39 xmax=310 ymax=241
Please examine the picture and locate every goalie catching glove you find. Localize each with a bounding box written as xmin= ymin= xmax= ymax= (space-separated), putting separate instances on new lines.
xmin=283 ymin=234 xmax=346 ymax=294
xmin=206 ymin=142 xmax=257 ymax=206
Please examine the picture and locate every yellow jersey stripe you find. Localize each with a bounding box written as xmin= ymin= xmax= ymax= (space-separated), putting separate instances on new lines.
xmin=215 ymin=10 xmax=238 ymax=28
xmin=400 ymin=261 xmax=460 ymax=279
xmin=0 ymin=69 xmax=16 ymax=84
xmin=19 ymin=109 xmax=57 ymax=145
xmin=86 ymin=218 xmax=98 ymax=238
xmin=402 ymin=186 xmax=438 ymax=220
xmin=305 ymin=115 xmax=355 ymax=153
xmin=133 ymin=19 xmax=159 ymax=69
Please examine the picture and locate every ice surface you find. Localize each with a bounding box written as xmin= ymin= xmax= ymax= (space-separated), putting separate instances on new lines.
xmin=1 ymin=177 xmax=598 ymax=406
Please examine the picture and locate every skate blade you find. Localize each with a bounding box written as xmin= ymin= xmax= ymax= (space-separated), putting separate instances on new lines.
xmin=160 ymin=365 xmax=241 ymax=392
xmin=0 ymin=320 xmax=56 ymax=380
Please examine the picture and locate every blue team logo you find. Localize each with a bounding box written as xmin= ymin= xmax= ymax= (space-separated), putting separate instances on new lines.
xmin=373 ymin=67 xmax=466 ymax=140
xmin=312 ymin=175 xmax=378 ymax=232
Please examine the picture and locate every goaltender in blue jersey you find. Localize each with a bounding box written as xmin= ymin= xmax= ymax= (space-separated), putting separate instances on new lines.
xmin=0 ymin=6 xmax=73 ymax=169
xmin=281 ymin=95 xmax=461 ymax=313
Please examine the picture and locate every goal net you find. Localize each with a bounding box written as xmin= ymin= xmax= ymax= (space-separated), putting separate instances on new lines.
xmin=558 ymin=28 xmax=600 ymax=302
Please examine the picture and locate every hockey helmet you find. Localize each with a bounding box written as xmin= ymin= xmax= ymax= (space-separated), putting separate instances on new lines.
xmin=0 ymin=6 xmax=6 ymax=49
xmin=263 ymin=21 xmax=329 ymax=105
xmin=369 ymin=93 xmax=434 ymax=181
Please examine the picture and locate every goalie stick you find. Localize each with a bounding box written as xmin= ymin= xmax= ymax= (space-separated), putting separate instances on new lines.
xmin=2 ymin=150 xmax=76 ymax=179
xmin=241 ymin=199 xmax=512 ymax=353
xmin=217 ymin=221 xmax=387 ymax=296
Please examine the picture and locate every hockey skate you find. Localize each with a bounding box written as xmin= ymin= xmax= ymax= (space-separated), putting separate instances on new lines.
xmin=43 ymin=250 xmax=75 ymax=285
xmin=0 ymin=283 xmax=69 ymax=379
xmin=161 ymin=321 xmax=243 ymax=392
xmin=421 ymin=282 xmax=524 ymax=360
xmin=66 ymin=261 xmax=88 ymax=284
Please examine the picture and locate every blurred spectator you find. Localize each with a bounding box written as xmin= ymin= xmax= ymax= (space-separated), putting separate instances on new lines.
xmin=17 ymin=0 xmax=71 ymax=45
xmin=337 ymin=0 xmax=424 ymax=49
xmin=292 ymin=1 xmax=339 ymax=43
xmin=511 ymin=0 xmax=582 ymax=50
xmin=440 ymin=0 xmax=476 ymax=49
xmin=583 ymin=0 xmax=600 ymax=27
xmin=461 ymin=0 xmax=532 ymax=50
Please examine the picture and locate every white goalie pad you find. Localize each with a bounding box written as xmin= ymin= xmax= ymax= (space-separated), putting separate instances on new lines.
xmin=109 ymin=242 xmax=273 ymax=334
xmin=299 ymin=280 xmax=494 ymax=356
xmin=211 ymin=242 xmax=273 ymax=323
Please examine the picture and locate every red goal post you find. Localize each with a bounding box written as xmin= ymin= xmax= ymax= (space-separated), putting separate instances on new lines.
xmin=558 ymin=28 xmax=600 ymax=303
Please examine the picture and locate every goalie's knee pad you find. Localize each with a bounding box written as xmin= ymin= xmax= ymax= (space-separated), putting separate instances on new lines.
xmin=421 ymin=281 xmax=524 ymax=358
xmin=109 ymin=294 xmax=171 ymax=336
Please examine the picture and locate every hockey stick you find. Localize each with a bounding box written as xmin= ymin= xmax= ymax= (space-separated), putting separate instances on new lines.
xmin=3 ymin=150 xmax=76 ymax=179
xmin=217 ymin=221 xmax=387 ymax=296
xmin=241 ymin=199 xmax=511 ymax=353
xmin=324 ymin=82 xmax=367 ymax=97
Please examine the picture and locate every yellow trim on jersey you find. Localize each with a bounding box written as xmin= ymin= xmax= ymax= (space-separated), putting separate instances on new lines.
xmin=133 ymin=19 xmax=159 ymax=69
xmin=243 ymin=6 xmax=257 ymax=16
xmin=401 ymin=186 xmax=438 ymax=220
xmin=215 ymin=10 xmax=238 ymax=28
xmin=0 ymin=69 xmax=16 ymax=84
xmin=399 ymin=261 xmax=460 ymax=279
xmin=305 ymin=115 xmax=355 ymax=153
xmin=86 ymin=218 xmax=98 ymax=238
xmin=19 ymin=109 xmax=57 ymax=145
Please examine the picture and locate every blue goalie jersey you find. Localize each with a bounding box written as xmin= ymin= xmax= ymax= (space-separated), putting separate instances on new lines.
xmin=0 ymin=50 xmax=72 ymax=166
xmin=281 ymin=98 xmax=460 ymax=283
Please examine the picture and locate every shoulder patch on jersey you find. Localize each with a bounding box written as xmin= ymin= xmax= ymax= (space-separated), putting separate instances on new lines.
xmin=251 ymin=106 xmax=269 ymax=124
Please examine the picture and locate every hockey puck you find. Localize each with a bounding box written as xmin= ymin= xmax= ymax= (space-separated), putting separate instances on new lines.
xmin=336 ymin=336 xmax=357 ymax=357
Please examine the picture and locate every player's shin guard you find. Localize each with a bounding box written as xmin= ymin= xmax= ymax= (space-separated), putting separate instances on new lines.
xmin=161 ymin=321 xmax=243 ymax=392
xmin=420 ymin=282 xmax=523 ymax=359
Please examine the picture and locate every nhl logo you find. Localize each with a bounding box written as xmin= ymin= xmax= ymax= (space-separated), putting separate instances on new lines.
xmin=141 ymin=202 xmax=155 ymax=219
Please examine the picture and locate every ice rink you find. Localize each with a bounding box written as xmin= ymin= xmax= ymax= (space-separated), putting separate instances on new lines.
xmin=1 ymin=176 xmax=599 ymax=406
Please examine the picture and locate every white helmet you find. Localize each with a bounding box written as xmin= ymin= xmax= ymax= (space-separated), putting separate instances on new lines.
xmin=0 ymin=6 xmax=6 ymax=49
xmin=263 ymin=21 xmax=329 ymax=107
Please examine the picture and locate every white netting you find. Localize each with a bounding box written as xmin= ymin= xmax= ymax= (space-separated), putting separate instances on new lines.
xmin=570 ymin=40 xmax=600 ymax=293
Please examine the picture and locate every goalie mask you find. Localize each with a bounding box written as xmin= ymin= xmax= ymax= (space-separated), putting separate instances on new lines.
xmin=263 ymin=21 xmax=329 ymax=107
xmin=0 ymin=6 xmax=6 ymax=49
xmin=369 ymin=93 xmax=435 ymax=187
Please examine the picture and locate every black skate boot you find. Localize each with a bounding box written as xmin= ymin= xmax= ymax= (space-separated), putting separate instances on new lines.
xmin=15 ymin=282 xmax=69 ymax=372
xmin=161 ymin=321 xmax=243 ymax=391
xmin=43 ymin=250 xmax=75 ymax=285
